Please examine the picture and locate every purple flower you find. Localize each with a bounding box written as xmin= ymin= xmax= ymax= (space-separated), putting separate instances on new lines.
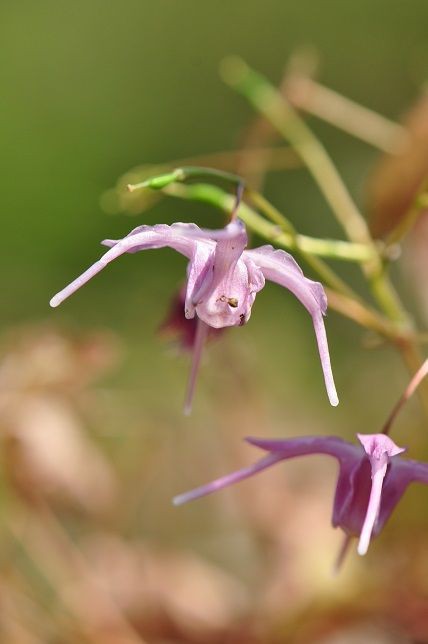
xmin=173 ymin=432 xmax=428 ymax=556
xmin=50 ymin=218 xmax=338 ymax=411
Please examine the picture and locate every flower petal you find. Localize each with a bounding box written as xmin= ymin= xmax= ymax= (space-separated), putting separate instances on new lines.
xmin=357 ymin=433 xmax=406 ymax=460
xmin=50 ymin=224 xmax=200 ymax=307
xmin=245 ymin=245 xmax=338 ymax=406
xmin=245 ymin=245 xmax=327 ymax=314
xmin=173 ymin=435 xmax=358 ymax=506
xmin=177 ymin=219 xmax=249 ymax=308
xmin=173 ymin=451 xmax=284 ymax=506
xmin=397 ymin=458 xmax=428 ymax=485
xmin=209 ymin=220 xmax=248 ymax=290
xmin=246 ymin=435 xmax=357 ymax=461
xmin=356 ymin=433 xmax=405 ymax=555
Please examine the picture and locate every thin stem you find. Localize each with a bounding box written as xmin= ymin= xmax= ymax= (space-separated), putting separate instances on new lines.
xmin=164 ymin=183 xmax=367 ymax=282
xmin=129 ymin=167 xmax=373 ymax=261
xmin=386 ymin=179 xmax=428 ymax=247
xmin=334 ymin=534 xmax=353 ymax=573
xmin=382 ymin=358 xmax=428 ymax=435
xmin=184 ymin=317 xmax=209 ymax=415
xmin=128 ymin=166 xmax=243 ymax=193
xmin=231 ymin=182 xmax=245 ymax=221
xmin=220 ymin=57 xmax=410 ymax=326
xmin=162 ymin=182 xmax=403 ymax=337
xmin=221 ymin=57 xmax=372 ymax=246
xmin=285 ymin=75 xmax=409 ymax=154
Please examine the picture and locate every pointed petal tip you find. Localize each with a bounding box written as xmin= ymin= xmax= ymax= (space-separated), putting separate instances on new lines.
xmin=183 ymin=403 xmax=192 ymax=416
xmin=172 ymin=494 xmax=186 ymax=506
xmin=357 ymin=540 xmax=369 ymax=556
xmin=49 ymin=295 xmax=61 ymax=308
xmin=173 ymin=488 xmax=204 ymax=505
xmin=330 ymin=393 xmax=339 ymax=407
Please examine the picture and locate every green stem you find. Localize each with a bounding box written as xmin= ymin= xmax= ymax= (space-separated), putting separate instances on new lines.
xmin=130 ymin=168 xmax=373 ymax=262
xmin=221 ymin=57 xmax=372 ymax=246
xmin=164 ymin=182 xmax=411 ymax=344
xmin=386 ymin=179 xmax=428 ymax=247
xmin=246 ymin=189 xmax=372 ymax=260
xmin=220 ymin=57 xmax=410 ymax=327
xmin=165 ymin=182 xmax=366 ymax=300
xmin=128 ymin=166 xmax=243 ymax=192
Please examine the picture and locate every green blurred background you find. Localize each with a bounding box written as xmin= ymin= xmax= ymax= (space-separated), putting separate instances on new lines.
xmin=2 ymin=1 xmax=428 ymax=642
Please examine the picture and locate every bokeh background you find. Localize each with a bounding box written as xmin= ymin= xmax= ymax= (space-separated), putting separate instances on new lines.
xmin=2 ymin=1 xmax=428 ymax=642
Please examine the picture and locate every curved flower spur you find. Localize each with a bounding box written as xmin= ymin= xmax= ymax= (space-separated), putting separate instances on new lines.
xmin=50 ymin=187 xmax=338 ymax=413
xmin=174 ymin=360 xmax=428 ymax=562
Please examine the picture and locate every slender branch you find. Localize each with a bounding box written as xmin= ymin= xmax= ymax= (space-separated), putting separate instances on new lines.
xmin=285 ymin=75 xmax=409 ymax=154
xmin=129 ymin=171 xmax=373 ymax=263
xmin=324 ymin=290 xmax=402 ymax=340
xmin=219 ymin=57 xmax=410 ymax=326
xmin=130 ymin=173 xmax=412 ymax=339
xmin=164 ymin=182 xmax=362 ymax=298
xmin=220 ymin=57 xmax=372 ymax=246
xmin=127 ymin=166 xmax=243 ymax=192
xmin=246 ymin=189 xmax=373 ymax=260
xmin=382 ymin=359 xmax=428 ymax=435
xmin=386 ymin=178 xmax=428 ymax=247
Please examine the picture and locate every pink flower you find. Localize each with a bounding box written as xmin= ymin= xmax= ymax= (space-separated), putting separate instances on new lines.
xmin=50 ymin=219 xmax=338 ymax=412
xmin=173 ymin=432 xmax=428 ymax=556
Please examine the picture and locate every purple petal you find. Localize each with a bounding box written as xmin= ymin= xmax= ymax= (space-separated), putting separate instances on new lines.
xmin=396 ymin=458 xmax=428 ymax=485
xmin=102 ymin=223 xmax=205 ymax=256
xmin=173 ymin=451 xmax=284 ymax=506
xmin=374 ymin=455 xmax=428 ymax=532
xmin=312 ymin=311 xmax=339 ymax=407
xmin=50 ymin=224 xmax=200 ymax=307
xmin=180 ymin=219 xmax=250 ymax=322
xmin=184 ymin=243 xmax=215 ymax=319
xmin=245 ymin=246 xmax=327 ymax=314
xmin=356 ymin=433 xmax=405 ymax=555
xmin=246 ymin=245 xmax=338 ymax=406
xmin=173 ymin=435 xmax=358 ymax=506
xmin=209 ymin=220 xmax=248 ymax=289
xmin=174 ymin=218 xmax=247 ymax=246
xmin=357 ymin=433 xmax=406 ymax=460
xmin=357 ymin=454 xmax=388 ymax=555
xmin=374 ymin=460 xmax=427 ymax=536
xmin=246 ymin=435 xmax=357 ymax=461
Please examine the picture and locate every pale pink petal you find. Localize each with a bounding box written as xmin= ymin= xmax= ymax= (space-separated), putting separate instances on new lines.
xmin=176 ymin=219 xmax=250 ymax=322
xmin=396 ymin=458 xmax=428 ymax=485
xmin=246 ymin=435 xmax=357 ymax=461
xmin=357 ymin=454 xmax=388 ymax=555
xmin=312 ymin=311 xmax=339 ymax=406
xmin=184 ymin=244 xmax=215 ymax=319
xmin=173 ymin=435 xmax=357 ymax=506
xmin=50 ymin=224 xmax=199 ymax=308
xmin=244 ymin=245 xmax=337 ymax=406
xmin=208 ymin=220 xmax=248 ymax=289
xmin=357 ymin=433 xmax=406 ymax=459
xmin=357 ymin=433 xmax=405 ymax=555
xmin=245 ymin=245 xmax=327 ymax=314
xmin=173 ymin=451 xmax=284 ymax=506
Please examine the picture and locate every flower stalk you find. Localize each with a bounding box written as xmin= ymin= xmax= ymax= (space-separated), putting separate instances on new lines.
xmin=219 ymin=56 xmax=410 ymax=327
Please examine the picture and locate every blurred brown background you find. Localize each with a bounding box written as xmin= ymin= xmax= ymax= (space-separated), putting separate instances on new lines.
xmin=1 ymin=1 xmax=428 ymax=641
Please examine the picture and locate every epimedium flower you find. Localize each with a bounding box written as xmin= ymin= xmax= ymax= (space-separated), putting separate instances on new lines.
xmin=50 ymin=216 xmax=338 ymax=412
xmin=173 ymin=432 xmax=428 ymax=556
